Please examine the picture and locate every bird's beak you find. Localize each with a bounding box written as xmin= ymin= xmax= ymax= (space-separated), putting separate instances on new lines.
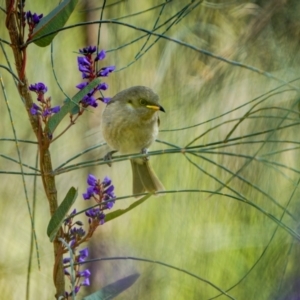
xmin=146 ymin=104 xmax=165 ymax=112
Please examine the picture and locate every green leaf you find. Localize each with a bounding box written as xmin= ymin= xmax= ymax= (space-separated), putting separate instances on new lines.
xmin=47 ymin=187 xmax=77 ymax=242
xmin=70 ymin=104 xmax=81 ymax=115
xmin=31 ymin=0 xmax=78 ymax=47
xmin=105 ymin=194 xmax=151 ymax=223
xmin=45 ymin=78 xmax=102 ymax=136
xmin=83 ymin=273 xmax=140 ymax=300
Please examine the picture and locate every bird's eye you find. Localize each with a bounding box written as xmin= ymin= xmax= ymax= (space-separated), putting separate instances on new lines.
xmin=128 ymin=100 xmax=132 ymax=104
xmin=140 ymin=99 xmax=147 ymax=105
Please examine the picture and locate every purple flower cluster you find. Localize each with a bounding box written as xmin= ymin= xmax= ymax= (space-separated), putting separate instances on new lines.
xmin=78 ymin=46 xmax=115 ymax=79
xmin=62 ymin=175 xmax=115 ymax=250
xmin=29 ymin=82 xmax=48 ymax=96
xmin=16 ymin=0 xmax=43 ymax=31
xmin=29 ymin=82 xmax=60 ymax=122
xmin=76 ymin=81 xmax=108 ymax=108
xmin=64 ymin=247 xmax=91 ymax=297
xmin=61 ymin=177 xmax=115 ymax=297
xmin=83 ymin=174 xmax=116 ymax=225
xmin=85 ymin=207 xmax=106 ymax=225
xmin=76 ymin=46 xmax=115 ymax=107
xmin=25 ymin=10 xmax=43 ymax=37
xmin=26 ymin=11 xmax=43 ymax=26
xmin=63 ymin=209 xmax=86 ymax=248
xmin=62 ymin=175 xmax=116 ymax=296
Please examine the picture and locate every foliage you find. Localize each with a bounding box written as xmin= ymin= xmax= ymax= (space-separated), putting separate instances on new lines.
xmin=1 ymin=0 xmax=300 ymax=299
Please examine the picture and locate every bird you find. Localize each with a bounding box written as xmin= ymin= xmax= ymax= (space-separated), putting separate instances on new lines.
xmin=101 ymin=86 xmax=165 ymax=196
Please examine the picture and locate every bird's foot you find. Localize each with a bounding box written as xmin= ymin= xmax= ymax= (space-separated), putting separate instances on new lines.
xmin=104 ymin=150 xmax=117 ymax=167
xmin=141 ymin=148 xmax=149 ymax=162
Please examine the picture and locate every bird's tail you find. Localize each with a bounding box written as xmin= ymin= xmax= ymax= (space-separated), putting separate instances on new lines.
xmin=130 ymin=158 xmax=165 ymax=197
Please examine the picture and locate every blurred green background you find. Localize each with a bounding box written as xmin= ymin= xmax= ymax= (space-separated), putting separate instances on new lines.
xmin=1 ymin=0 xmax=300 ymax=299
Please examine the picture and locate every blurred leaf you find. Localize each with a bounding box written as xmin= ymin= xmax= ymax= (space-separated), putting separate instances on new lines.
xmin=105 ymin=194 xmax=151 ymax=223
xmin=70 ymin=104 xmax=81 ymax=115
xmin=45 ymin=78 xmax=101 ymax=135
xmin=63 ymin=96 xmax=81 ymax=115
xmin=83 ymin=273 xmax=140 ymax=300
xmin=31 ymin=0 xmax=78 ymax=47
xmin=47 ymin=187 xmax=77 ymax=242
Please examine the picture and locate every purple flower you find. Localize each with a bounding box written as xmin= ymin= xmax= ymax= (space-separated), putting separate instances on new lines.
xmin=105 ymin=200 xmax=115 ymax=210
xmin=85 ymin=208 xmax=106 ymax=225
xmin=87 ymin=174 xmax=97 ymax=186
xmin=95 ymin=50 xmax=106 ymax=61
xmin=71 ymin=209 xmax=77 ymax=215
xmin=78 ymin=256 xmax=87 ymax=263
xmin=85 ymin=208 xmax=94 ymax=217
xmin=104 ymin=183 xmax=115 ymax=200
xmin=42 ymin=106 xmax=60 ymax=117
xmin=82 ymin=175 xmax=115 ymax=223
xmin=97 ymin=66 xmax=116 ymax=77
xmin=83 ymin=186 xmax=95 ymax=200
xmin=29 ymin=82 xmax=48 ymax=94
xmin=102 ymin=181 xmax=115 ymax=209
xmin=77 ymin=56 xmax=93 ymax=78
xmin=79 ymin=248 xmax=89 ymax=261
xmin=70 ymin=226 xmax=86 ymax=237
xmin=69 ymin=239 xmax=76 ymax=248
xmin=78 ymin=64 xmax=90 ymax=73
xmin=81 ymin=95 xmax=98 ymax=107
xmin=65 ymin=249 xmax=91 ymax=297
xmin=64 ymin=208 xmax=77 ymax=225
xmin=64 ymin=269 xmax=70 ymax=276
xmin=76 ymin=46 xmax=115 ymax=110
xmin=30 ymin=103 xmax=40 ymax=115
xmin=96 ymin=82 xmax=108 ymax=91
xmin=32 ymin=13 xmax=43 ymax=24
xmin=78 ymin=269 xmax=91 ymax=278
xmin=77 ymin=56 xmax=91 ymax=66
xmin=83 ymin=175 xmax=115 ymax=200
xmin=102 ymin=97 xmax=111 ymax=104
xmin=105 ymin=184 xmax=114 ymax=195
xmin=81 ymin=72 xmax=90 ymax=79
xmin=99 ymin=212 xmax=105 ymax=225
xmin=26 ymin=11 xmax=43 ymax=25
xmin=103 ymin=193 xmax=115 ymax=209
xmin=26 ymin=11 xmax=32 ymax=19
xmin=81 ymin=278 xmax=90 ymax=286
xmin=85 ymin=207 xmax=100 ymax=218
xmin=79 ymin=46 xmax=97 ymax=55
xmin=42 ymin=109 xmax=51 ymax=117
xmin=102 ymin=176 xmax=111 ymax=187
xmin=63 ymin=257 xmax=71 ymax=264
xmin=76 ymin=82 xmax=88 ymax=90
xmin=51 ymin=106 xmax=60 ymax=113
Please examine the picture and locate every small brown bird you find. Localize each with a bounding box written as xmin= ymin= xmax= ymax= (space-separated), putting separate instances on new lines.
xmin=101 ymin=86 xmax=165 ymax=196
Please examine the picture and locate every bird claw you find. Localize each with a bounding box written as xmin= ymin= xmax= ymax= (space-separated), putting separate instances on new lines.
xmin=141 ymin=148 xmax=149 ymax=162
xmin=104 ymin=150 xmax=117 ymax=167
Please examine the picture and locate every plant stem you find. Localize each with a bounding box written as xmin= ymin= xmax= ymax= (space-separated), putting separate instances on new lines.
xmin=5 ymin=1 xmax=65 ymax=298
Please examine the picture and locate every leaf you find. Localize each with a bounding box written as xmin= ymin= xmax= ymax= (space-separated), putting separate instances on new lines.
xmin=47 ymin=187 xmax=77 ymax=242
xmin=45 ymin=78 xmax=102 ymax=136
xmin=70 ymin=104 xmax=81 ymax=115
xmin=105 ymin=194 xmax=151 ymax=223
xmin=31 ymin=0 xmax=79 ymax=47
xmin=83 ymin=273 xmax=140 ymax=300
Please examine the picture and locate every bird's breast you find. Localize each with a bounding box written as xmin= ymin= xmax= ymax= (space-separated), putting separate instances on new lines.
xmin=102 ymin=104 xmax=159 ymax=154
